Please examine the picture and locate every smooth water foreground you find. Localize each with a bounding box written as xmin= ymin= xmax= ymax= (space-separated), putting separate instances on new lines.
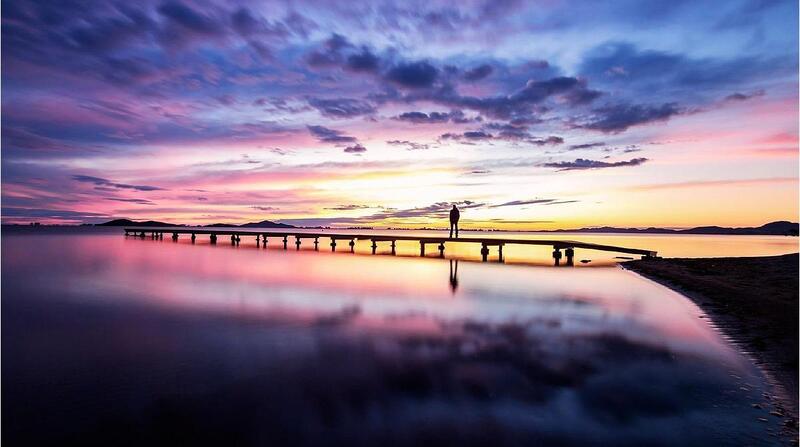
xmin=2 ymin=228 xmax=794 ymax=446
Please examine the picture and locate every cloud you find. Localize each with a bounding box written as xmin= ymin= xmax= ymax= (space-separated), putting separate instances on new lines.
xmin=106 ymin=198 xmax=155 ymax=205
xmin=385 ymin=61 xmax=439 ymax=88
xmin=569 ymin=142 xmax=606 ymax=150
xmin=395 ymin=111 xmax=451 ymax=124
xmin=541 ymin=157 xmax=649 ymax=171
xmin=440 ymin=127 xmax=563 ymax=146
xmin=724 ymin=90 xmax=765 ymax=102
xmin=583 ymin=103 xmax=684 ymax=133
xmin=325 ymin=204 xmax=372 ymax=210
xmin=343 ymin=143 xmax=367 ymax=153
xmin=307 ymin=125 xmax=358 ymax=143
xmin=252 ymin=206 xmax=279 ymax=211
xmin=72 ymin=175 xmax=165 ymax=191
xmin=462 ymin=64 xmax=493 ymax=81
xmin=491 ymin=198 xmax=579 ymax=208
xmin=346 ymin=48 xmax=381 ymax=72
xmin=386 ymin=140 xmax=430 ymax=150
xmin=308 ymin=98 xmax=376 ymax=118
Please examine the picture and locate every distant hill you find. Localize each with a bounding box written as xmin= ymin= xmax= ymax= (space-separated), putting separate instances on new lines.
xmin=239 ymin=220 xmax=295 ymax=229
xmin=98 ymin=219 xmax=178 ymax=227
xmin=205 ymin=220 xmax=294 ymax=228
xmin=548 ymin=221 xmax=799 ymax=236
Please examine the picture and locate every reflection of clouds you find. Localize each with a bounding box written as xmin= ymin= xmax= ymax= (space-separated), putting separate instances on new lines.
xmin=73 ymin=317 xmax=765 ymax=446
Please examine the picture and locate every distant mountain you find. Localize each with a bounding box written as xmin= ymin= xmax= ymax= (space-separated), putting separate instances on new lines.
xmin=548 ymin=221 xmax=799 ymax=236
xmin=98 ymin=219 xmax=178 ymax=227
xmin=239 ymin=220 xmax=295 ymax=229
xmin=205 ymin=220 xmax=294 ymax=228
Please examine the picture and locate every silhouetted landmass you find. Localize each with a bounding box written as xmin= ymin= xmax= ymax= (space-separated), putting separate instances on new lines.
xmin=548 ymin=221 xmax=798 ymax=236
xmin=626 ymin=253 xmax=799 ymax=421
xmin=98 ymin=219 xmax=179 ymax=227
xmin=239 ymin=219 xmax=294 ymax=229
xmin=97 ymin=219 xmax=294 ymax=228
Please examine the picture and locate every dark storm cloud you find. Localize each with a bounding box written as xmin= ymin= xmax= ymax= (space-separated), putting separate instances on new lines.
xmin=308 ymin=98 xmax=377 ymax=118
xmin=307 ymin=125 xmax=358 ymax=143
xmin=583 ymin=103 xmax=685 ymax=133
xmin=541 ymin=157 xmax=649 ymax=170
xmin=72 ymin=175 xmax=166 ymax=191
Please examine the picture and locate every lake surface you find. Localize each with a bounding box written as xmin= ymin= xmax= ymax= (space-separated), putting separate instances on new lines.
xmin=3 ymin=227 xmax=794 ymax=445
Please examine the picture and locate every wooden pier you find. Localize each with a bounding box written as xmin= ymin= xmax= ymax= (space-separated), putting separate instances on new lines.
xmin=123 ymin=226 xmax=657 ymax=265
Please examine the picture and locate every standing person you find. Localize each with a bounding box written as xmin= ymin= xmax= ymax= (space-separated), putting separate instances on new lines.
xmin=449 ymin=204 xmax=460 ymax=239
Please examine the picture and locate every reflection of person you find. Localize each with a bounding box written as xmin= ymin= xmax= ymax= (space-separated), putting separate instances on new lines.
xmin=449 ymin=205 xmax=460 ymax=239
xmin=449 ymin=260 xmax=459 ymax=293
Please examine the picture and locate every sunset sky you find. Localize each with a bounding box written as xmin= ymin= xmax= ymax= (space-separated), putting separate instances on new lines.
xmin=2 ymin=0 xmax=798 ymax=229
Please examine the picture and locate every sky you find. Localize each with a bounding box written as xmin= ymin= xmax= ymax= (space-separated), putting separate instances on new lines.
xmin=2 ymin=0 xmax=798 ymax=229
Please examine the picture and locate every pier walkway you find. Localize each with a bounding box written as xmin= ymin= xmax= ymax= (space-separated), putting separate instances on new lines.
xmin=124 ymin=226 xmax=657 ymax=265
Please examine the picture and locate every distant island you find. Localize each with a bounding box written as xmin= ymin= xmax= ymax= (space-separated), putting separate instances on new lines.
xmin=89 ymin=219 xmax=798 ymax=236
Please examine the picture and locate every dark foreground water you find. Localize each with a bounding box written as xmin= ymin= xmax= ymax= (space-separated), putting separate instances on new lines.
xmin=2 ymin=228 xmax=789 ymax=446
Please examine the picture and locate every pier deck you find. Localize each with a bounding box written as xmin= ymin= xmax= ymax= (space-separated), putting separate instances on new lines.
xmin=123 ymin=226 xmax=658 ymax=264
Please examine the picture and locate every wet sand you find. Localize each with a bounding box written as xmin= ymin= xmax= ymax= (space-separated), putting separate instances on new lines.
xmin=625 ymin=253 xmax=798 ymax=429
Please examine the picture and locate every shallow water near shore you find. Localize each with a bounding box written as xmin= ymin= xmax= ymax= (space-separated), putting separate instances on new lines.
xmin=2 ymin=227 xmax=793 ymax=445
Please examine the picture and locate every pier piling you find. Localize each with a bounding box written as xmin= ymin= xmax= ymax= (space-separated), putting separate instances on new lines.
xmin=123 ymin=227 xmax=658 ymax=264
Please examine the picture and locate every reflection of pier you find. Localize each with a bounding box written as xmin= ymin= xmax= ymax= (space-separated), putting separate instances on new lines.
xmin=123 ymin=227 xmax=658 ymax=265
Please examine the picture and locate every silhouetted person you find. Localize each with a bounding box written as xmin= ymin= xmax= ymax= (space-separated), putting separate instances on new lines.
xmin=449 ymin=205 xmax=460 ymax=239
xmin=449 ymin=260 xmax=459 ymax=293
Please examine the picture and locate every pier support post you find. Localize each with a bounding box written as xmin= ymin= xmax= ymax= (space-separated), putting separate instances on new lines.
xmin=420 ymin=242 xmax=426 ymax=257
xmin=172 ymin=232 xmax=178 ymax=241
xmin=481 ymin=243 xmax=489 ymax=262
xmin=262 ymin=235 xmax=267 ymax=248
xmin=140 ymin=231 xmax=145 ymax=238
xmin=391 ymin=240 xmax=396 ymax=255
xmin=210 ymin=234 xmax=217 ymax=244
xmin=256 ymin=234 xmax=260 ymax=246
xmin=498 ymin=244 xmax=504 ymax=263
xmin=314 ymin=237 xmax=319 ymax=251
xmin=331 ymin=240 xmax=337 ymax=252
xmin=236 ymin=235 xmax=241 ymax=245
xmin=552 ymin=247 xmax=562 ymax=266
xmin=283 ymin=236 xmax=288 ymax=250
xmin=565 ymin=247 xmax=574 ymax=266
xmin=438 ymin=243 xmax=445 ymax=258
xmin=191 ymin=233 xmax=196 ymax=243
xmin=295 ymin=237 xmax=301 ymax=250
xmin=231 ymin=234 xmax=236 ymax=245
xmin=371 ymin=240 xmax=377 ymax=254
xmin=160 ymin=232 xmax=164 ymax=240
xmin=349 ymin=239 xmax=355 ymax=252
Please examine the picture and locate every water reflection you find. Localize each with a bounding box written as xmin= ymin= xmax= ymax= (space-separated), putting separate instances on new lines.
xmin=449 ymin=259 xmax=459 ymax=293
xmin=1 ymin=228 xmax=787 ymax=446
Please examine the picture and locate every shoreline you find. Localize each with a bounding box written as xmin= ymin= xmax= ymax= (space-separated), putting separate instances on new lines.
xmin=624 ymin=254 xmax=798 ymax=434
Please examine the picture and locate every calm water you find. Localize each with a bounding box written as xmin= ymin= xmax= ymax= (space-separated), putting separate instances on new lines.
xmin=3 ymin=227 xmax=794 ymax=446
